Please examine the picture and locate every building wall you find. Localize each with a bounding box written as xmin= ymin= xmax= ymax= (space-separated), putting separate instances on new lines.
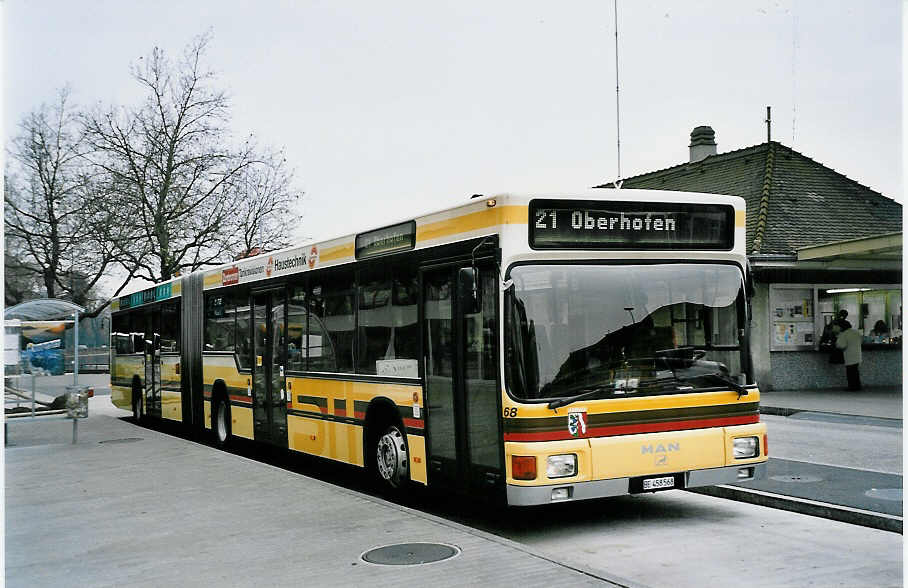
xmin=749 ymin=283 xmax=773 ymax=390
xmin=770 ymin=349 xmax=902 ymax=390
xmin=751 ymin=278 xmax=902 ymax=390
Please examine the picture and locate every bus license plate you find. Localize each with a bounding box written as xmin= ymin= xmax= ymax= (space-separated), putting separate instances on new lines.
xmin=642 ymin=476 xmax=675 ymax=491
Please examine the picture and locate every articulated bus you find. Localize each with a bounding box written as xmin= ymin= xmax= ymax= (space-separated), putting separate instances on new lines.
xmin=110 ymin=190 xmax=768 ymax=505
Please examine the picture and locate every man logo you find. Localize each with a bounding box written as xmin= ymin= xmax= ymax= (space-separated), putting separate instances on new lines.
xmin=641 ymin=442 xmax=680 ymax=454
xmin=656 ymin=455 xmax=668 ymax=466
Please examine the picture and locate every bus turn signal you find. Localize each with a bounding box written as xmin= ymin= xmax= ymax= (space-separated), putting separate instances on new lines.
xmin=512 ymin=455 xmax=537 ymax=480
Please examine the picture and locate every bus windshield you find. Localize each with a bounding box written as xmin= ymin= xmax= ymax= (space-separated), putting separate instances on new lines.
xmin=506 ymin=263 xmax=748 ymax=401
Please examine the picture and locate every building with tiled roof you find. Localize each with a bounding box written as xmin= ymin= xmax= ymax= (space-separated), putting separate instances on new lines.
xmin=597 ymin=127 xmax=902 ymax=391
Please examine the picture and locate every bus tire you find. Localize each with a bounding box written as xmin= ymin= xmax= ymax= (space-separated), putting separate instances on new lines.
xmin=374 ymin=423 xmax=410 ymax=490
xmin=213 ymin=395 xmax=232 ymax=448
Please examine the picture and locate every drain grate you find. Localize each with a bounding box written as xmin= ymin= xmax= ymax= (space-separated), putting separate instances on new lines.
xmin=98 ymin=438 xmax=143 ymax=444
xmin=770 ymin=474 xmax=822 ymax=483
xmin=361 ymin=543 xmax=459 ymax=566
xmin=865 ymin=488 xmax=902 ymax=501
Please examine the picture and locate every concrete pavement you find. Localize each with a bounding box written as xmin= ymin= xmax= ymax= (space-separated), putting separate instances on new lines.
xmin=759 ymin=387 xmax=902 ymax=420
xmin=4 ymin=375 xmax=902 ymax=586
xmin=5 ymin=397 xmax=630 ymax=588
xmin=692 ymin=386 xmax=904 ymax=533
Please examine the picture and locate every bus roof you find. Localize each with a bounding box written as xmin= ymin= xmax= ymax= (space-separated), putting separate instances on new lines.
xmin=113 ymin=189 xmax=746 ymax=301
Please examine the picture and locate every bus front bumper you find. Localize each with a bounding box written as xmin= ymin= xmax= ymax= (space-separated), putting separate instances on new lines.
xmin=506 ymin=462 xmax=767 ymax=506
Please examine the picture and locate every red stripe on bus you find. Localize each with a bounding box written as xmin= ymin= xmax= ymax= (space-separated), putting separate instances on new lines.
xmin=335 ymin=409 xmax=347 ymax=417
xmin=403 ymin=418 xmax=424 ymax=429
xmin=229 ymin=395 xmax=252 ymax=404
xmin=502 ymin=415 xmax=760 ymax=442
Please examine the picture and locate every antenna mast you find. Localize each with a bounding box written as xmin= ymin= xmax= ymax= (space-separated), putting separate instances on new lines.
xmin=614 ymin=0 xmax=622 ymax=181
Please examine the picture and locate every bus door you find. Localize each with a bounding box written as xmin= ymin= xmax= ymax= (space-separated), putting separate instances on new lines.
xmin=251 ymin=290 xmax=288 ymax=447
xmin=422 ymin=263 xmax=503 ymax=494
xmin=143 ymin=307 xmax=162 ymax=418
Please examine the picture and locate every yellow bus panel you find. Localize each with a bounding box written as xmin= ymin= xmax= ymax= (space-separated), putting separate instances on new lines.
xmin=589 ymin=428 xmax=726 ymax=480
xmin=111 ymin=385 xmax=131 ymax=411
xmin=231 ymin=405 xmax=254 ymax=439
xmin=407 ymin=435 xmax=427 ymax=485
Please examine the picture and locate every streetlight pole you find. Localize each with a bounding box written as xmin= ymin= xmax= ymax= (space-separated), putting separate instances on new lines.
xmin=73 ymin=310 xmax=79 ymax=386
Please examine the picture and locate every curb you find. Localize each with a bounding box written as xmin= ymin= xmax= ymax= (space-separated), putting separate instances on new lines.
xmin=759 ymin=406 xmax=801 ymax=417
xmin=760 ymin=406 xmax=902 ymax=428
xmin=689 ymin=485 xmax=902 ymax=534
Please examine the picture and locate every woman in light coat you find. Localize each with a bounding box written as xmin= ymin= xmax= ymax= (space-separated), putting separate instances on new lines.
xmin=835 ymin=320 xmax=863 ymax=391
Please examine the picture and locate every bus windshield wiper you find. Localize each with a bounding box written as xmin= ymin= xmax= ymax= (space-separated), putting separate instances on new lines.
xmin=679 ymin=372 xmax=749 ymax=399
xmin=547 ymin=384 xmax=617 ymax=410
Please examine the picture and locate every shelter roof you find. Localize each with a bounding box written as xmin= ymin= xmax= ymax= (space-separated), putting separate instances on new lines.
xmin=4 ymin=299 xmax=85 ymax=321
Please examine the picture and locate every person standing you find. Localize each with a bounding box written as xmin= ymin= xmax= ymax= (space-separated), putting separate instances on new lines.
xmin=835 ymin=320 xmax=863 ymax=391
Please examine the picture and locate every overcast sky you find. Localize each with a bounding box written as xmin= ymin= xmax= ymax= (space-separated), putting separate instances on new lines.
xmin=4 ymin=1 xmax=902 ymax=246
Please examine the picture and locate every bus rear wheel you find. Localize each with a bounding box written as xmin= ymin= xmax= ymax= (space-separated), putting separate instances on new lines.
xmin=214 ymin=397 xmax=232 ymax=447
xmin=375 ymin=424 xmax=409 ymax=489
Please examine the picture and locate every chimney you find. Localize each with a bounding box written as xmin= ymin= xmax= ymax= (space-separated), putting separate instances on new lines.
xmin=689 ymin=126 xmax=717 ymax=162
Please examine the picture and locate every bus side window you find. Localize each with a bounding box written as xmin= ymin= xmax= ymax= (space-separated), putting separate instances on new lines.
xmin=161 ymin=301 xmax=180 ymax=352
xmin=356 ymin=265 xmax=391 ymax=375
xmin=287 ymin=285 xmax=307 ymax=372
xmin=235 ymin=293 xmax=252 ymax=369
xmin=113 ymin=313 xmax=132 ymax=354
xmin=204 ymin=294 xmax=235 ymax=352
xmin=130 ymin=312 xmax=144 ymax=354
xmin=392 ymin=264 xmax=419 ymax=366
xmin=307 ymin=281 xmax=336 ymax=372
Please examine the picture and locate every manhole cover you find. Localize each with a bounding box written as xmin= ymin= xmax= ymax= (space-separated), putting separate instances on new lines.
xmin=98 ymin=438 xmax=143 ymax=444
xmin=361 ymin=543 xmax=459 ymax=566
xmin=770 ymin=474 xmax=822 ymax=483
xmin=865 ymin=488 xmax=902 ymax=501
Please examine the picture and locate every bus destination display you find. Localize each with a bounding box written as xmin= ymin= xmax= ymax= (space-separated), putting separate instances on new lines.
xmin=355 ymin=221 xmax=416 ymax=259
xmin=529 ymin=200 xmax=734 ymax=250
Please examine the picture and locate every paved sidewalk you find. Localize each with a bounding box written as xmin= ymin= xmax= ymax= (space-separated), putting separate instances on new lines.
xmin=5 ymin=399 xmax=630 ymax=588
xmin=759 ymin=387 xmax=902 ymax=420
xmin=693 ymin=385 xmax=904 ymax=533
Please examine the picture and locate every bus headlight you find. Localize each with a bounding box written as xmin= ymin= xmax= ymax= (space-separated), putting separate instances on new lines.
xmin=546 ymin=454 xmax=577 ymax=478
xmin=733 ymin=436 xmax=759 ymax=459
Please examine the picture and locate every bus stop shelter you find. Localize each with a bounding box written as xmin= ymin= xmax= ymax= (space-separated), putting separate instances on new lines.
xmin=4 ymin=299 xmax=91 ymax=442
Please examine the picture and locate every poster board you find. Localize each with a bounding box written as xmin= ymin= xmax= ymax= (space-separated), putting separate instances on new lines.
xmin=770 ymin=286 xmax=816 ymax=350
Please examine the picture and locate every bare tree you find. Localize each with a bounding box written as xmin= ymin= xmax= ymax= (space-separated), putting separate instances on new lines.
xmin=4 ymin=237 xmax=44 ymax=306
xmin=4 ymin=88 xmax=135 ymax=314
xmin=229 ymin=149 xmax=303 ymax=258
xmin=84 ymin=32 xmax=301 ymax=282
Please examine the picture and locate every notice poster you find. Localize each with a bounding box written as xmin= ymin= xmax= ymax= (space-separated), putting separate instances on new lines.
xmin=770 ymin=286 xmax=816 ymax=350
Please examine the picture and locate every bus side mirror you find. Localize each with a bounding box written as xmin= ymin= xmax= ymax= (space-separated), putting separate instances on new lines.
xmin=458 ymin=267 xmax=481 ymax=314
xmin=745 ymin=261 xmax=755 ymax=298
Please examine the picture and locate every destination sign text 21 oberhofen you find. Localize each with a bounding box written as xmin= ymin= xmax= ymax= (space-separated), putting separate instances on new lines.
xmin=529 ymin=199 xmax=733 ymax=250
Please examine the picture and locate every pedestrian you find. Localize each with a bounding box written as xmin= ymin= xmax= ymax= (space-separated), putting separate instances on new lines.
xmin=871 ymin=320 xmax=889 ymax=342
xmin=835 ymin=320 xmax=863 ymax=391
xmin=834 ymin=309 xmax=849 ymax=329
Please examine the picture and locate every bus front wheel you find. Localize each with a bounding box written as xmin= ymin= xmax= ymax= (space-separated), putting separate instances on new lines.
xmin=375 ymin=424 xmax=409 ymax=489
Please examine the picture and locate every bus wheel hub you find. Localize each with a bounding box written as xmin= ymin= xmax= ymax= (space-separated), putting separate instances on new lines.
xmin=377 ymin=427 xmax=408 ymax=485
